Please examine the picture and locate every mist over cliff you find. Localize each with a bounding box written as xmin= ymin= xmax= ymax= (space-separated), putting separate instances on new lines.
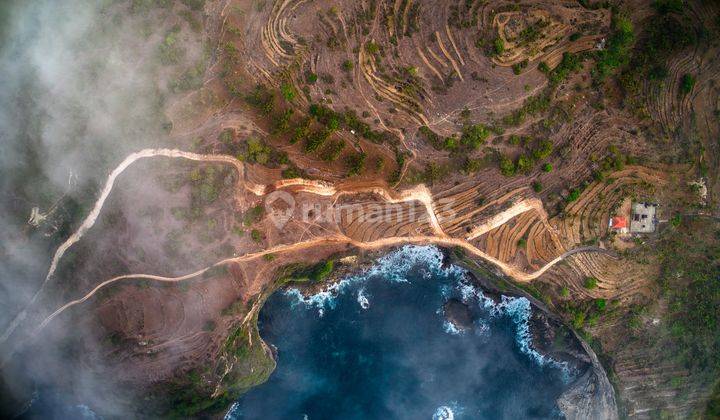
xmin=0 ymin=0 xmax=184 ymax=415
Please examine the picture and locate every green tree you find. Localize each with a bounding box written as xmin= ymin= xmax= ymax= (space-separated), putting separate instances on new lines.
xmin=680 ymin=74 xmax=695 ymax=94
xmin=584 ymin=277 xmax=598 ymax=289
xmin=460 ymin=124 xmax=489 ymax=149
xmin=305 ymin=71 xmax=318 ymax=84
xmin=493 ymin=38 xmax=505 ymax=55
xmin=280 ymin=82 xmax=296 ymax=101
xmin=499 ymin=156 xmax=516 ymax=176
xmin=596 ymin=298 xmax=607 ymax=311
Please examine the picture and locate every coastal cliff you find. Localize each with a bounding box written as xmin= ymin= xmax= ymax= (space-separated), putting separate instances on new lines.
xmin=446 ymin=250 xmax=619 ymax=420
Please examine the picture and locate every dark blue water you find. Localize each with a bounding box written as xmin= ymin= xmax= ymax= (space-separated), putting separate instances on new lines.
xmin=228 ymin=246 xmax=571 ymax=420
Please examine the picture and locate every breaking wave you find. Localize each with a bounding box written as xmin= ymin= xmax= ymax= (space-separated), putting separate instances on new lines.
xmin=433 ymin=402 xmax=463 ymax=419
xmin=442 ymin=320 xmax=464 ymax=335
xmin=224 ymin=402 xmax=240 ymax=420
xmin=357 ymin=288 xmax=370 ymax=309
xmin=285 ymin=245 xmax=461 ymax=312
xmin=284 ymin=245 xmax=569 ymax=376
xmin=456 ymin=279 xmax=572 ymax=379
xmin=231 ymin=245 xmax=574 ymax=418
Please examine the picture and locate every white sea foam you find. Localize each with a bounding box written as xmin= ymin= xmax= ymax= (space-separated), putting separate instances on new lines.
xmin=357 ymin=288 xmax=370 ymax=309
xmin=474 ymin=318 xmax=490 ymax=337
xmin=456 ymin=280 xmax=572 ymax=378
xmin=433 ymin=406 xmax=454 ymax=420
xmin=433 ymin=402 xmax=463 ymax=420
xmin=223 ymin=402 xmax=240 ymax=420
xmin=363 ymin=244 xmax=461 ymax=281
xmin=284 ymin=245 xmax=570 ymax=379
xmin=76 ymin=404 xmax=100 ymax=419
xmin=443 ymin=320 xmax=464 ymax=335
xmin=284 ymin=277 xmax=358 ymax=311
xmin=285 ymin=245 xmax=461 ymax=313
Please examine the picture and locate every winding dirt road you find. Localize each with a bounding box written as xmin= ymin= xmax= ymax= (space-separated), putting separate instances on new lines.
xmin=2 ymin=148 xmax=611 ymax=344
xmin=1 ymin=148 xmax=264 ymax=344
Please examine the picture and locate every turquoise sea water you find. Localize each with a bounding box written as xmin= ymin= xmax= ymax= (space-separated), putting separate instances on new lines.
xmin=227 ymin=245 xmax=571 ymax=420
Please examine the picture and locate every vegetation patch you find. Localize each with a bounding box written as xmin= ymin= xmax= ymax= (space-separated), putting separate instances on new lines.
xmin=657 ymin=218 xmax=720 ymax=376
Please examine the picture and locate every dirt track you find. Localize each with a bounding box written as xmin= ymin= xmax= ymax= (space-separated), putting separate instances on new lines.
xmin=21 ymin=149 xmax=613 ymax=340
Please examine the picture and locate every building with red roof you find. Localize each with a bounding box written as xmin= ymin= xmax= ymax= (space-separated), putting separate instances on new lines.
xmin=609 ymin=216 xmax=628 ymax=234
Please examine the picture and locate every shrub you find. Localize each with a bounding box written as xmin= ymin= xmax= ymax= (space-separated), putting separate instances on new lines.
xmin=648 ymin=65 xmax=669 ymax=80
xmin=313 ymin=260 xmax=334 ymax=281
xmin=365 ymin=41 xmax=380 ymax=54
xmin=548 ymin=52 xmax=582 ymax=85
xmin=282 ymin=167 xmax=301 ymax=179
xmin=305 ymin=71 xmax=318 ymax=84
xmin=499 ymin=156 xmax=516 ymax=176
xmin=512 ymin=59 xmax=529 ymax=75
xmin=320 ymin=139 xmax=345 ymax=162
xmin=584 ymin=277 xmax=598 ymax=289
xmin=280 ymin=82 xmax=296 ymax=101
xmin=181 ymin=0 xmax=205 ymax=10
xmin=418 ymin=126 xmax=443 ymax=149
xmin=516 ymin=154 xmax=533 ymax=173
xmin=596 ymin=298 xmax=607 ymax=311
xmin=572 ymin=311 xmax=586 ymax=329
xmin=531 ymin=140 xmax=553 ymax=160
xmin=566 ymin=188 xmax=581 ymax=202
xmin=464 ymin=158 xmax=482 ymax=173
xmin=542 ymin=163 xmax=553 ymax=172
xmin=158 ymin=29 xmax=186 ymax=65
xmin=460 ymin=124 xmax=490 ymax=149
xmin=272 ymin=109 xmax=294 ymax=134
xmin=493 ymin=38 xmax=505 ymax=55
xmin=243 ymin=205 xmax=265 ymax=226
xmin=345 ymin=152 xmax=367 ymax=176
xmin=424 ymin=162 xmax=443 ymax=184
xmin=502 ymin=92 xmax=550 ymax=126
xmin=532 ymin=181 xmax=543 ymax=192
xmin=341 ymin=60 xmax=354 ymax=71
xmin=670 ymin=214 xmax=682 ymax=227
xmin=594 ymin=15 xmax=634 ymax=80
xmin=304 ymin=129 xmax=331 ymax=152
xmin=680 ymin=73 xmax=695 ymax=94
xmin=245 ymin=85 xmax=275 ymax=114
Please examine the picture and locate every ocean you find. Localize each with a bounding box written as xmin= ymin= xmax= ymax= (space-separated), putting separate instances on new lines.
xmin=226 ymin=245 xmax=571 ymax=419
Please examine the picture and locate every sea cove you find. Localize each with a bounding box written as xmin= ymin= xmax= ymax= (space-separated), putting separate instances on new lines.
xmin=227 ymin=246 xmax=576 ymax=419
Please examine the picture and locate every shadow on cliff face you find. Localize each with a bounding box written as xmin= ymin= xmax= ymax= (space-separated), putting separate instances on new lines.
xmin=0 ymin=0 xmax=186 ymax=416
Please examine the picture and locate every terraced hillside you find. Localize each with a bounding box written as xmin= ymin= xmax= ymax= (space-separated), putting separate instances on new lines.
xmin=2 ymin=0 xmax=720 ymax=418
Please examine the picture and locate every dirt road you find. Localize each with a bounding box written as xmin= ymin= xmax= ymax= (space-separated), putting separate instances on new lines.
xmin=2 ymin=148 xmax=610 ymax=344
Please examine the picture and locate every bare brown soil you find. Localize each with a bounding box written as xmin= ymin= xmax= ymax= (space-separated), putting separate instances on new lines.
xmin=5 ymin=0 xmax=720 ymax=418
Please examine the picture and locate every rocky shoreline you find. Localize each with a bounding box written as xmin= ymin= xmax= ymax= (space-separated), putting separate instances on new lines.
xmin=241 ymin=245 xmax=619 ymax=419
xmin=442 ymin=248 xmax=618 ymax=420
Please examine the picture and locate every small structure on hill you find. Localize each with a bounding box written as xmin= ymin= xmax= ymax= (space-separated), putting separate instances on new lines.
xmin=630 ymin=202 xmax=657 ymax=233
xmin=608 ymin=216 xmax=628 ymax=234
